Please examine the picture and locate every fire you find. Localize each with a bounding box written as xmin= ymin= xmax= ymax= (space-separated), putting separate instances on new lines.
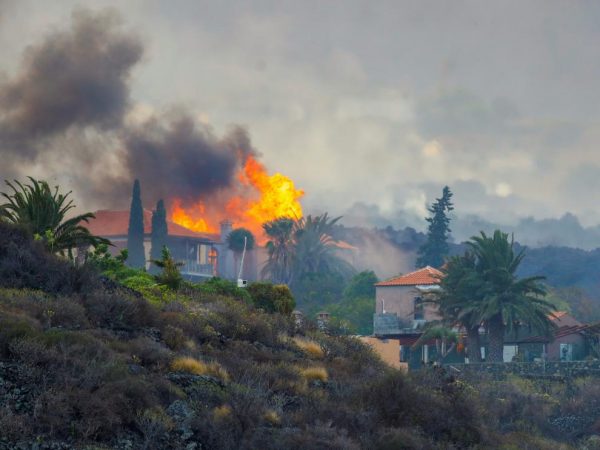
xmin=241 ymin=155 xmax=304 ymax=225
xmin=170 ymin=155 xmax=304 ymax=238
xmin=171 ymin=199 xmax=216 ymax=233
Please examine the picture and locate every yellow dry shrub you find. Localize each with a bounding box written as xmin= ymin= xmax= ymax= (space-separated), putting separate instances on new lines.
xmin=293 ymin=337 xmax=324 ymax=359
xmin=213 ymin=404 xmax=232 ymax=421
xmin=263 ymin=410 xmax=281 ymax=425
xmin=300 ymin=366 xmax=328 ymax=383
xmin=170 ymin=357 xmax=230 ymax=382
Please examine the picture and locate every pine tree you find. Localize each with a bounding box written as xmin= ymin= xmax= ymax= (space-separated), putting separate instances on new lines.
xmin=150 ymin=199 xmax=168 ymax=273
xmin=127 ymin=179 xmax=146 ymax=268
xmin=416 ymin=186 xmax=454 ymax=268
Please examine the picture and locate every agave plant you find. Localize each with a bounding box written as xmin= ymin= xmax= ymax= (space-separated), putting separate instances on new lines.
xmin=0 ymin=177 xmax=109 ymax=256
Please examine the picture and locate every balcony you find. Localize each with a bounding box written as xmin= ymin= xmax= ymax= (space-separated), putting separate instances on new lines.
xmin=181 ymin=260 xmax=214 ymax=277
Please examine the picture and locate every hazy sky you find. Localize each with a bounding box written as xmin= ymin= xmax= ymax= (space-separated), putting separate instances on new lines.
xmin=1 ymin=0 xmax=600 ymax=229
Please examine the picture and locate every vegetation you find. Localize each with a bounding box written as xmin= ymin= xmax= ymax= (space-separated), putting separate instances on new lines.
xmin=262 ymin=214 xmax=356 ymax=313
xmin=434 ymin=252 xmax=483 ymax=362
xmin=150 ymin=199 xmax=168 ymax=273
xmin=0 ymin=215 xmax=597 ymax=449
xmin=226 ymin=227 xmax=255 ymax=276
xmin=434 ymin=231 xmax=556 ymax=362
xmin=416 ymin=185 xmax=454 ymax=269
xmin=262 ymin=217 xmax=295 ymax=284
xmin=0 ymin=177 xmax=109 ymax=256
xmin=152 ymin=246 xmax=184 ymax=291
xmin=246 ymin=282 xmax=295 ymax=315
xmin=127 ymin=179 xmax=146 ymax=268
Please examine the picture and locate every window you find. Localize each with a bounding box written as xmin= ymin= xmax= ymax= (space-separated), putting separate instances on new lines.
xmin=414 ymin=297 xmax=424 ymax=320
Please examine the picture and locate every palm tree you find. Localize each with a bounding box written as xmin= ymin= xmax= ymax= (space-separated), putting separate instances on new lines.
xmin=466 ymin=231 xmax=556 ymax=362
xmin=292 ymin=213 xmax=355 ymax=282
xmin=262 ymin=217 xmax=295 ymax=284
xmin=413 ymin=325 xmax=458 ymax=364
xmin=434 ymin=253 xmax=484 ymax=363
xmin=226 ymin=228 xmax=255 ymax=278
xmin=262 ymin=213 xmax=355 ymax=286
xmin=0 ymin=178 xmax=109 ymax=256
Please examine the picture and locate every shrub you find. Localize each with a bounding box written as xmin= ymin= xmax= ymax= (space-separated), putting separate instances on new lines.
xmin=247 ymin=282 xmax=295 ymax=315
xmin=163 ymin=325 xmax=186 ymax=350
xmin=0 ymin=222 xmax=99 ymax=295
xmin=170 ymin=357 xmax=230 ymax=382
xmin=292 ymin=337 xmax=324 ymax=359
xmin=0 ymin=312 xmax=40 ymax=357
xmin=300 ymin=366 xmax=328 ymax=383
xmin=213 ymin=404 xmax=232 ymax=421
xmin=263 ymin=410 xmax=281 ymax=426
xmin=190 ymin=277 xmax=251 ymax=303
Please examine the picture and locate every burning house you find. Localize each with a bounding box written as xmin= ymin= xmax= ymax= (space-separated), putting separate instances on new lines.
xmin=86 ymin=209 xmax=242 ymax=280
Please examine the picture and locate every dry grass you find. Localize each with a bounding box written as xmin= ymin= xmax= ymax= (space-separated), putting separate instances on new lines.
xmin=293 ymin=337 xmax=324 ymax=359
xmin=263 ymin=410 xmax=281 ymax=425
xmin=170 ymin=357 xmax=230 ymax=382
xmin=213 ymin=405 xmax=232 ymax=421
xmin=300 ymin=366 xmax=329 ymax=383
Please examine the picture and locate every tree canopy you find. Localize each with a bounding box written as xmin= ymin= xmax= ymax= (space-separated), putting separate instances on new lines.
xmin=127 ymin=179 xmax=146 ymax=269
xmin=0 ymin=177 xmax=109 ymax=256
xmin=150 ymin=199 xmax=168 ymax=262
xmin=434 ymin=230 xmax=556 ymax=362
xmin=416 ymin=186 xmax=453 ymax=269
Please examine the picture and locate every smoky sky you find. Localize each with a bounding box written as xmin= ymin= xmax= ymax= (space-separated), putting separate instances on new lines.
xmin=0 ymin=7 xmax=258 ymax=208
xmin=0 ymin=8 xmax=142 ymax=158
xmin=3 ymin=1 xmax=600 ymax=243
xmin=123 ymin=114 xmax=256 ymax=205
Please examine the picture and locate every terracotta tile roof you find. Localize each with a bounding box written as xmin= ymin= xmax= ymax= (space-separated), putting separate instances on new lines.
xmin=375 ymin=266 xmax=443 ymax=287
xmin=551 ymin=311 xmax=569 ymax=320
xmin=86 ymin=210 xmax=220 ymax=242
xmin=520 ymin=324 xmax=587 ymax=343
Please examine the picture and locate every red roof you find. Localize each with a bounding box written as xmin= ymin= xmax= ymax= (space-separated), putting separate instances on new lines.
xmin=86 ymin=210 xmax=220 ymax=242
xmin=375 ymin=266 xmax=443 ymax=287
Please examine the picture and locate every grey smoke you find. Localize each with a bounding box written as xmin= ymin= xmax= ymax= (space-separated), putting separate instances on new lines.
xmin=123 ymin=113 xmax=256 ymax=205
xmin=0 ymin=8 xmax=142 ymax=159
xmin=0 ymin=8 xmax=259 ymax=209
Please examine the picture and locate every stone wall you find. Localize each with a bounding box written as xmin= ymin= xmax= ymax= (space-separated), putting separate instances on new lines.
xmin=446 ymin=360 xmax=600 ymax=379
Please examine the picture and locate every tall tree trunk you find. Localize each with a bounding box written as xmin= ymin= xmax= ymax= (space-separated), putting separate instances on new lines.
xmin=466 ymin=326 xmax=482 ymax=363
xmin=487 ymin=315 xmax=505 ymax=362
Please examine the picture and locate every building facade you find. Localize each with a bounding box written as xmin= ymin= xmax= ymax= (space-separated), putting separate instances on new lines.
xmin=86 ymin=210 xmax=251 ymax=281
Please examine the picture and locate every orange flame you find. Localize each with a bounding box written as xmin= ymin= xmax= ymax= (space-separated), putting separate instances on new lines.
xmin=169 ymin=155 xmax=303 ymax=238
xmin=242 ymin=155 xmax=303 ymax=225
xmin=171 ymin=199 xmax=216 ymax=233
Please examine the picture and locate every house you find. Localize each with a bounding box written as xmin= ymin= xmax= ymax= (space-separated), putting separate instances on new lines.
xmin=374 ymin=266 xmax=444 ymax=331
xmin=369 ymin=266 xmax=600 ymax=367
xmin=514 ymin=312 xmax=600 ymax=362
xmin=86 ymin=210 xmax=245 ymax=280
xmin=370 ymin=266 xmax=464 ymax=368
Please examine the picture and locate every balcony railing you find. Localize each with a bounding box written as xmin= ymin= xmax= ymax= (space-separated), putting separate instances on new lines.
xmin=181 ymin=260 xmax=214 ymax=277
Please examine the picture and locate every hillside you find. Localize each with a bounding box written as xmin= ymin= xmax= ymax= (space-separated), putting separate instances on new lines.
xmin=0 ymin=222 xmax=590 ymax=449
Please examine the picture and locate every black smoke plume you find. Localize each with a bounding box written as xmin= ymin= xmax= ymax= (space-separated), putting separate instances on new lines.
xmin=0 ymin=8 xmax=261 ymax=209
xmin=0 ymin=8 xmax=142 ymax=159
xmin=123 ymin=112 xmax=256 ymax=206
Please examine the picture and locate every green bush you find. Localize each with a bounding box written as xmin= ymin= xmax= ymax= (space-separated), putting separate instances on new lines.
xmin=247 ymin=282 xmax=295 ymax=315
xmin=190 ymin=277 xmax=252 ymax=303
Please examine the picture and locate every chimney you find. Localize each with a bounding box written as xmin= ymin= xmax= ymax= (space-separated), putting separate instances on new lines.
xmin=220 ymin=219 xmax=233 ymax=242
xmin=292 ymin=310 xmax=304 ymax=330
xmin=316 ymin=311 xmax=330 ymax=332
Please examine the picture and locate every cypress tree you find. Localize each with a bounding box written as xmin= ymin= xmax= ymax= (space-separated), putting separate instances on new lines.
xmin=416 ymin=186 xmax=454 ymax=268
xmin=127 ymin=179 xmax=146 ymax=268
xmin=150 ymin=199 xmax=168 ymax=273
